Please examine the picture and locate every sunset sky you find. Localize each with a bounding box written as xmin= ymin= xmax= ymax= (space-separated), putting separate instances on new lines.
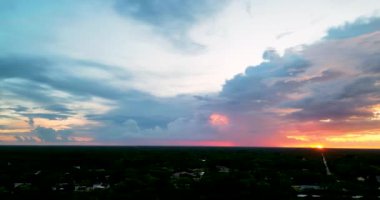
xmin=1 ymin=0 xmax=380 ymax=148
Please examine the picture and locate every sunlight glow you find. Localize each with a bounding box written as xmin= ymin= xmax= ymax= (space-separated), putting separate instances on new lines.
xmin=326 ymin=132 xmax=380 ymax=142
xmin=286 ymin=135 xmax=310 ymax=141
xmin=0 ymin=135 xmax=18 ymax=142
xmin=209 ymin=113 xmax=229 ymax=126
xmin=311 ymin=144 xmax=324 ymax=149
xmin=69 ymin=136 xmax=94 ymax=142
xmin=319 ymin=118 xmax=332 ymax=123
xmin=371 ymin=105 xmax=380 ymax=120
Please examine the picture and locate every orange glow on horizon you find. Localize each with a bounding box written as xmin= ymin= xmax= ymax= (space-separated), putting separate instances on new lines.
xmin=284 ymin=129 xmax=380 ymax=149
xmin=209 ymin=113 xmax=229 ymax=126
xmin=311 ymin=144 xmax=324 ymax=149
xmin=174 ymin=140 xmax=236 ymax=147
xmin=69 ymin=136 xmax=94 ymax=142
xmin=0 ymin=135 xmax=18 ymax=142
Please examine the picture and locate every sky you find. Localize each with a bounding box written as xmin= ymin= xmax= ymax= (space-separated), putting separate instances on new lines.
xmin=1 ymin=0 xmax=380 ymax=148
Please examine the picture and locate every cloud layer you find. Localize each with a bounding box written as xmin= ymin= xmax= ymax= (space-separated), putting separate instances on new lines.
xmin=0 ymin=1 xmax=380 ymax=147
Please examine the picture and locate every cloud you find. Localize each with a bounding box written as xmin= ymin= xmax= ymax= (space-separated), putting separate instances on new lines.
xmin=86 ymin=94 xmax=203 ymax=141
xmin=10 ymin=106 xmax=28 ymax=112
xmin=325 ymin=16 xmax=380 ymax=40
xmin=24 ymin=113 xmax=69 ymax=121
xmin=114 ymin=0 xmax=227 ymax=51
xmin=262 ymin=48 xmax=281 ymax=61
xmin=115 ymin=1 xmax=224 ymax=30
xmin=31 ymin=126 xmax=76 ymax=142
xmin=194 ymin=17 xmax=380 ymax=146
xmin=24 ymin=126 xmax=92 ymax=143
xmin=115 ymin=0 xmax=220 ymax=29
xmin=28 ymin=117 xmax=34 ymax=127
xmin=276 ymin=31 xmax=293 ymax=40
xmin=0 ymin=52 xmax=206 ymax=143
xmin=1 ymin=2 xmax=380 ymax=147
xmin=6 ymin=19 xmax=379 ymax=145
xmin=44 ymin=104 xmax=72 ymax=114
xmin=219 ymin=49 xmax=310 ymax=112
xmin=0 ymin=56 xmax=130 ymax=100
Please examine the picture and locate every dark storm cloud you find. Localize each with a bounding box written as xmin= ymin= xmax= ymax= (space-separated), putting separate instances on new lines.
xmin=213 ymin=27 xmax=380 ymax=134
xmin=219 ymin=49 xmax=310 ymax=111
xmin=359 ymin=54 xmax=380 ymax=74
xmin=279 ymin=73 xmax=378 ymax=121
xmin=325 ymin=16 xmax=380 ymax=40
xmin=284 ymin=75 xmax=380 ymax=123
xmin=283 ymin=29 xmax=380 ymax=123
xmin=289 ymin=97 xmax=373 ymax=121
xmin=339 ymin=76 xmax=380 ymax=99
xmin=307 ymin=70 xmax=342 ymax=82
xmin=214 ymin=49 xmax=345 ymax=126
